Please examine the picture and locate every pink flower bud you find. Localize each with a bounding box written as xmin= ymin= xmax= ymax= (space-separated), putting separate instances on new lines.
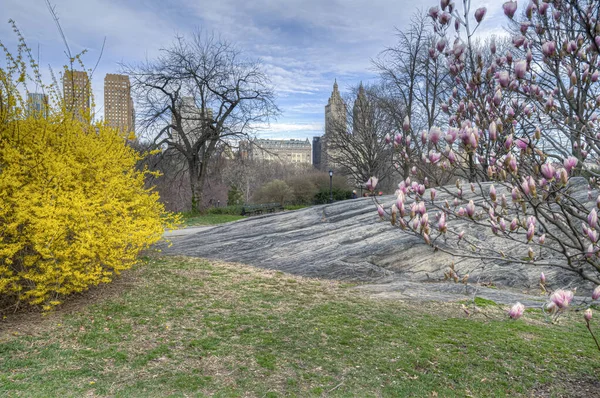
xmin=528 ymin=247 xmax=534 ymax=259
xmin=438 ymin=212 xmax=447 ymax=233
xmin=498 ymin=71 xmax=510 ymax=88
xmin=429 ymin=6 xmax=440 ymax=19
xmin=505 ymin=134 xmax=513 ymax=150
xmin=458 ymin=231 xmax=465 ymax=240
xmin=510 ymin=218 xmax=518 ymax=231
xmin=436 ymin=39 xmax=447 ymax=53
xmin=559 ymin=169 xmax=568 ymax=185
xmin=526 ymin=223 xmax=535 ymax=242
xmin=403 ymin=116 xmax=410 ymax=132
xmin=508 ymin=302 xmax=525 ymax=319
xmin=592 ymin=285 xmax=600 ymax=300
xmin=474 ymin=7 xmax=487 ymax=23
xmin=385 ymin=133 xmax=391 ymax=144
xmin=540 ymin=272 xmax=546 ymax=284
xmin=430 ymin=188 xmax=437 ymax=201
xmin=466 ymin=200 xmax=475 ymax=218
xmin=366 ymin=177 xmax=379 ymax=191
xmin=585 ymin=308 xmax=593 ymax=322
xmin=589 ymin=209 xmax=598 ymax=229
xmin=457 ymin=207 xmax=465 ymax=216
xmin=550 ymin=289 xmax=574 ymax=309
xmin=377 ymin=204 xmax=385 ymax=218
xmin=503 ymin=1 xmax=518 ymax=19
xmin=423 ymin=232 xmax=431 ymax=245
xmin=539 ymin=234 xmax=545 ymax=245
xmin=489 ymin=184 xmax=497 ymax=202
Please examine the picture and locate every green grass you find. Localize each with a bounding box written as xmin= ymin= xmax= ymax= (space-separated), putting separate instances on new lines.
xmin=180 ymin=213 xmax=245 ymax=227
xmin=1 ymin=256 xmax=599 ymax=397
xmin=284 ymin=204 xmax=312 ymax=211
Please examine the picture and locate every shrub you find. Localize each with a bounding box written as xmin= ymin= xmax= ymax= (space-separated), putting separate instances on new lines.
xmin=286 ymin=175 xmax=319 ymax=204
xmin=0 ymin=30 xmax=176 ymax=310
xmin=205 ymin=205 xmax=244 ymax=215
xmin=253 ymin=179 xmax=295 ymax=205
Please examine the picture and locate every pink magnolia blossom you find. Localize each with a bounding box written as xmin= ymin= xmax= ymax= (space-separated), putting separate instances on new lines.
xmin=585 ymin=308 xmax=593 ymax=322
xmin=439 ymin=12 xmax=451 ymax=25
xmin=429 ymin=126 xmax=443 ymax=145
xmin=430 ymin=188 xmax=437 ymax=201
xmin=514 ymin=60 xmax=527 ymax=79
xmin=512 ymin=35 xmax=525 ymax=48
xmin=474 ymin=7 xmax=487 ymax=23
xmin=539 ymin=234 xmax=546 ymax=245
xmin=503 ymin=1 xmax=518 ymax=19
xmin=550 ymin=289 xmax=574 ymax=309
xmin=542 ymin=41 xmax=556 ymax=57
xmin=592 ymin=285 xmax=600 ymax=300
xmin=498 ymin=71 xmax=510 ymax=87
xmin=366 ymin=177 xmax=378 ymax=191
xmin=508 ymin=302 xmax=525 ymax=319
xmin=458 ymin=231 xmax=465 ymax=240
xmin=564 ymin=156 xmax=578 ymax=173
xmin=377 ymin=205 xmax=385 ymax=218
xmin=516 ymin=138 xmax=528 ymax=151
xmin=510 ymin=218 xmax=518 ymax=231
xmin=385 ymin=133 xmax=391 ymax=145
xmin=540 ymin=272 xmax=546 ymax=284
xmin=541 ymin=163 xmax=555 ymax=180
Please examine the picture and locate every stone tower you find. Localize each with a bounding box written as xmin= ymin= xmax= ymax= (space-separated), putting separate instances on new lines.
xmin=352 ymin=82 xmax=372 ymax=135
xmin=322 ymin=79 xmax=347 ymax=170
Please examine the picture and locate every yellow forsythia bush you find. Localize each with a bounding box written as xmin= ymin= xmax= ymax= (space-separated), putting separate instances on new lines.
xmin=0 ymin=112 xmax=177 ymax=309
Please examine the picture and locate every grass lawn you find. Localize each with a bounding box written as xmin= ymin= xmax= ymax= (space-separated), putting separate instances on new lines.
xmin=180 ymin=213 xmax=245 ymax=227
xmin=1 ymin=256 xmax=599 ymax=397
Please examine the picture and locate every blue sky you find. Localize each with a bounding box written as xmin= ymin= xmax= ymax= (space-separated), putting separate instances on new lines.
xmin=1 ymin=0 xmax=505 ymax=140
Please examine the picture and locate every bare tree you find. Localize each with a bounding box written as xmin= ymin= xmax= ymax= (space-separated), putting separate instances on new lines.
xmin=374 ymin=10 xmax=451 ymax=180
xmin=123 ymin=32 xmax=279 ymax=211
xmin=325 ymin=83 xmax=397 ymax=189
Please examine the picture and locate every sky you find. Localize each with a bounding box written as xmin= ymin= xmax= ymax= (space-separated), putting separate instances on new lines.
xmin=1 ymin=0 xmax=507 ymax=141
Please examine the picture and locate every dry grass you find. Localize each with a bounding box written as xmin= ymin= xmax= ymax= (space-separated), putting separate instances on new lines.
xmin=1 ymin=255 xmax=599 ymax=397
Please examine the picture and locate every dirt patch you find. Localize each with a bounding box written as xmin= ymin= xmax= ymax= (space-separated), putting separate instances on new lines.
xmin=0 ymin=265 xmax=144 ymax=337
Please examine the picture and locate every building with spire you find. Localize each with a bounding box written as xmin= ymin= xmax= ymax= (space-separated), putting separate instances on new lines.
xmin=316 ymin=79 xmax=347 ymax=170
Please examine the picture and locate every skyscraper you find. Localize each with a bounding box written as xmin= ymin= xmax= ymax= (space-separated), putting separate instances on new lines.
xmin=63 ymin=70 xmax=90 ymax=117
xmin=322 ymin=79 xmax=347 ymax=170
xmin=104 ymin=74 xmax=135 ymax=134
xmin=27 ymin=93 xmax=48 ymax=118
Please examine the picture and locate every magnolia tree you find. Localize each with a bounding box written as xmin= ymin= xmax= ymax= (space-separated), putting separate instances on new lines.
xmin=369 ymin=0 xmax=600 ymax=349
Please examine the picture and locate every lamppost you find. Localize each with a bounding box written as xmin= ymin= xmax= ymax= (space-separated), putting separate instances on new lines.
xmin=329 ymin=170 xmax=333 ymax=204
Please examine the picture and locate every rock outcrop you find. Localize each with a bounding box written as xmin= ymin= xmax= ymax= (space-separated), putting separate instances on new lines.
xmin=163 ymin=180 xmax=595 ymax=305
